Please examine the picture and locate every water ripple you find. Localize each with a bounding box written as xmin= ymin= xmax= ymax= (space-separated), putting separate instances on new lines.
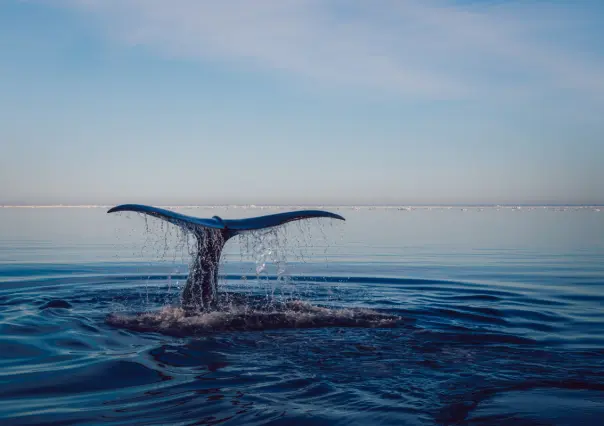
xmin=0 ymin=269 xmax=603 ymax=425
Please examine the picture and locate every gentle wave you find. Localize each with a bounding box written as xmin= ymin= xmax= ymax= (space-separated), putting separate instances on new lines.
xmin=2 ymin=262 xmax=604 ymax=426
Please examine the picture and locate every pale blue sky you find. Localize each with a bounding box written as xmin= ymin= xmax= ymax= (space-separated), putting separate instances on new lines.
xmin=1 ymin=0 xmax=603 ymax=205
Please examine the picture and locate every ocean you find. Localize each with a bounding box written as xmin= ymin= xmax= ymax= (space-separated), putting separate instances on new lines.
xmin=0 ymin=206 xmax=603 ymax=425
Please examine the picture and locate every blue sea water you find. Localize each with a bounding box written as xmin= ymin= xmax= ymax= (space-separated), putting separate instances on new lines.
xmin=0 ymin=206 xmax=603 ymax=425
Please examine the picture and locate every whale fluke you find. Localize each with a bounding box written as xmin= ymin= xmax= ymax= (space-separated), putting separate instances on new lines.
xmin=107 ymin=204 xmax=227 ymax=231
xmin=108 ymin=204 xmax=345 ymax=311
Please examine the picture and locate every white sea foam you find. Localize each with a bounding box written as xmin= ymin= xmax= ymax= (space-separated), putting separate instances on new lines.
xmin=106 ymin=300 xmax=400 ymax=335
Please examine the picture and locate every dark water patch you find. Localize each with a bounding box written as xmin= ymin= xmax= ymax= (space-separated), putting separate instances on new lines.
xmin=500 ymin=307 xmax=568 ymax=323
xmin=415 ymin=329 xmax=537 ymax=346
xmin=508 ymin=296 xmax=570 ymax=307
xmin=54 ymin=338 xmax=94 ymax=351
xmin=0 ymin=341 xmax=47 ymax=360
xmin=560 ymin=293 xmax=604 ymax=302
xmin=439 ymin=381 xmax=604 ymax=425
xmin=443 ymin=294 xmax=502 ymax=302
xmin=0 ymin=360 xmax=167 ymax=399
xmin=40 ymin=299 xmax=72 ymax=310
xmin=76 ymin=321 xmax=101 ymax=333
xmin=0 ymin=320 xmax=63 ymax=337
xmin=434 ymin=304 xmax=505 ymax=319
xmin=416 ymin=306 xmax=509 ymax=327
xmin=149 ymin=340 xmax=232 ymax=369
xmin=505 ymin=321 xmax=559 ymax=333
xmin=466 ymin=389 xmax=604 ymax=426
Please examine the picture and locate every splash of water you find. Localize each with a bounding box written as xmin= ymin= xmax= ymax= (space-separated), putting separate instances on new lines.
xmin=107 ymin=210 xmax=375 ymax=333
xmin=231 ymin=218 xmax=338 ymax=305
xmin=106 ymin=300 xmax=401 ymax=335
xmin=111 ymin=212 xmax=197 ymax=311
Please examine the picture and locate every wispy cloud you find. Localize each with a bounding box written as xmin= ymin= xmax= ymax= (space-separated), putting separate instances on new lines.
xmin=59 ymin=0 xmax=604 ymax=100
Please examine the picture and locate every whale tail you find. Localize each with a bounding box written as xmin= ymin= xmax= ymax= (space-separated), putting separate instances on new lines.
xmin=108 ymin=204 xmax=345 ymax=311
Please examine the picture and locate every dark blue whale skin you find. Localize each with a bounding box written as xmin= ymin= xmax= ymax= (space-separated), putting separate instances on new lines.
xmin=108 ymin=204 xmax=345 ymax=311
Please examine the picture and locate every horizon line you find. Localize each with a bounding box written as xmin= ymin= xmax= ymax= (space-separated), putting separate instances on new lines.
xmin=1 ymin=204 xmax=603 ymax=209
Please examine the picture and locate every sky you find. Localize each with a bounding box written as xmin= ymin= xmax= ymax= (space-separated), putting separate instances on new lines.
xmin=1 ymin=0 xmax=603 ymax=205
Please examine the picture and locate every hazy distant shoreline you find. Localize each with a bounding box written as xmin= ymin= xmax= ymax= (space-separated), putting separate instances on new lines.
xmin=1 ymin=204 xmax=602 ymax=209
